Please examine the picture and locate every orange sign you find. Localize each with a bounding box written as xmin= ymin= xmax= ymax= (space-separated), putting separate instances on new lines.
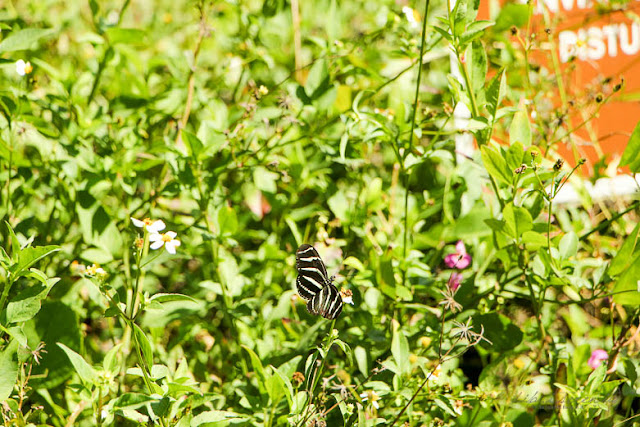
xmin=479 ymin=0 xmax=640 ymax=174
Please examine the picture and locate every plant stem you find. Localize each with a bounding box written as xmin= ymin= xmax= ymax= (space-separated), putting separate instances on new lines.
xmin=402 ymin=0 xmax=432 ymax=285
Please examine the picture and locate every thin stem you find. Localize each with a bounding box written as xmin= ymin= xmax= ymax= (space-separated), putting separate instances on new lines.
xmin=299 ymin=319 xmax=337 ymax=427
xmin=290 ymin=0 xmax=302 ymax=82
xmin=0 ymin=277 xmax=14 ymax=317
xmin=402 ymin=0 xmax=432 ymax=284
xmin=176 ymin=3 xmax=208 ymax=145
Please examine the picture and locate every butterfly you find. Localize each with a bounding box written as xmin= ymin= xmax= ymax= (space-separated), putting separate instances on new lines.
xmin=296 ymin=244 xmax=343 ymax=320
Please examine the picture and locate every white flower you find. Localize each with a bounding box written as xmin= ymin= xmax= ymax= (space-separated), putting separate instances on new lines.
xmin=85 ymin=264 xmax=107 ymax=278
xmin=340 ymin=288 xmax=354 ymax=305
xmin=402 ymin=6 xmax=420 ymax=30
xmin=149 ymin=231 xmax=181 ymax=254
xmin=426 ymin=364 xmax=442 ymax=382
xmin=131 ymin=217 xmax=166 ymax=234
xmin=16 ymin=59 xmax=33 ymax=76
xmin=360 ymin=390 xmax=380 ymax=409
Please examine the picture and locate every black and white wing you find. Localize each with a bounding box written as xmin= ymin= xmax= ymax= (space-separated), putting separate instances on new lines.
xmin=307 ymin=284 xmax=343 ymax=320
xmin=296 ymin=244 xmax=330 ymax=301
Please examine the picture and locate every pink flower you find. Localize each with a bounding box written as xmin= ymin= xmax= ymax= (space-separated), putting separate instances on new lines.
xmin=444 ymin=241 xmax=472 ymax=269
xmin=448 ymin=272 xmax=463 ymax=292
xmin=588 ymin=349 xmax=608 ymax=369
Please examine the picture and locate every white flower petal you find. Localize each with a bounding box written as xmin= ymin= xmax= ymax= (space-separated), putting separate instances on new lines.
xmin=148 ymin=220 xmax=166 ymax=233
xmin=148 ymin=233 xmax=162 ymax=242
xmin=165 ymin=240 xmax=180 ymax=254
xmin=165 ymin=230 xmax=177 ymax=239
xmin=16 ymin=59 xmax=26 ymax=76
xmin=372 ymin=401 xmax=379 ymax=409
xmin=150 ymin=240 xmax=164 ymax=250
xmin=131 ymin=217 xmax=145 ymax=227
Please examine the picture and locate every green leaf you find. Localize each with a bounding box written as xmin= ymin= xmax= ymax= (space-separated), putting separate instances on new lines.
xmin=0 ymin=28 xmax=54 ymax=52
xmin=474 ymin=312 xmax=523 ymax=352
xmin=502 ymin=203 xmax=533 ymax=239
xmin=182 ymin=130 xmax=204 ymax=160
xmin=214 ymin=205 xmax=238 ymax=237
xmin=5 ymin=271 xmax=59 ymax=323
xmin=242 ymin=345 xmax=267 ymax=395
xmin=271 ymin=366 xmax=295 ymax=407
xmin=470 ymin=40 xmax=487 ymax=96
xmin=0 ymin=340 xmax=19 ymax=401
xmin=509 ymin=110 xmax=531 ymax=146
xmin=133 ymin=323 xmax=153 ymax=368
xmin=609 ymin=222 xmax=640 ymax=276
xmin=148 ymin=293 xmax=198 ymax=304
xmin=486 ymin=71 xmax=506 ymax=119
xmin=253 ymin=166 xmax=279 ymax=194
xmin=480 ymin=145 xmax=512 ymax=186
xmin=113 ymin=393 xmax=157 ymax=410
xmin=5 ymin=221 xmax=20 ymax=262
xmin=105 ymin=28 xmax=148 ymax=45
xmin=30 ymin=301 xmax=82 ymax=388
xmin=10 ymin=245 xmax=60 ymax=279
xmin=304 ymin=59 xmax=329 ymax=99
xmin=522 ymin=231 xmax=547 ymax=251
xmin=460 ymin=20 xmax=494 ymax=44
xmin=391 ymin=320 xmax=410 ymax=376
xmin=57 ymin=343 xmax=97 ymax=384
xmin=612 ymin=256 xmax=640 ymax=306
xmin=620 ymin=121 xmax=640 ymax=172
xmin=190 ymin=410 xmax=246 ymax=425
xmin=104 ymin=343 xmax=123 ymax=375
xmin=354 ymin=346 xmax=369 ymax=376
xmin=505 ymin=141 xmax=525 ymax=171
xmin=558 ymin=231 xmax=578 ymax=260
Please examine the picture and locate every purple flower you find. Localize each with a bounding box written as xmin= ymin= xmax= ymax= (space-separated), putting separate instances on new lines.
xmin=444 ymin=241 xmax=472 ymax=269
xmin=448 ymin=272 xmax=463 ymax=292
xmin=588 ymin=349 xmax=608 ymax=369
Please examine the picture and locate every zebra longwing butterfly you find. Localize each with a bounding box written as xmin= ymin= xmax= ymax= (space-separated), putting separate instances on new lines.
xmin=296 ymin=244 xmax=343 ymax=320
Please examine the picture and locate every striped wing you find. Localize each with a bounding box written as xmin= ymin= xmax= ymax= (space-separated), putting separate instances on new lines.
xmin=296 ymin=244 xmax=330 ymax=300
xmin=307 ymin=284 xmax=343 ymax=320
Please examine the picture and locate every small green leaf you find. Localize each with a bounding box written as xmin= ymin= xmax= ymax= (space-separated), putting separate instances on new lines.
xmin=470 ymin=40 xmax=487 ymax=97
xmin=522 ymin=231 xmax=547 ymax=251
xmin=57 ymin=343 xmax=97 ymax=384
xmin=242 ymin=345 xmax=267 ymax=395
xmin=5 ymin=272 xmax=59 ymax=323
xmin=509 ymin=110 xmax=531 ymax=146
xmin=502 ymin=203 xmax=533 ymax=239
xmin=0 ymin=340 xmax=19 ymax=401
xmin=305 ymin=59 xmax=329 ymax=99
xmin=391 ymin=320 xmax=410 ymax=376
xmin=609 ymin=222 xmax=640 ymax=276
xmin=148 ymin=293 xmax=198 ymax=304
xmin=113 ymin=393 xmax=157 ymax=410
xmin=104 ymin=343 xmax=123 ymax=375
xmin=480 ymin=145 xmax=512 ymax=186
xmin=486 ymin=71 xmax=506 ymax=119
xmin=182 ymin=130 xmax=204 ymax=160
xmin=12 ymin=245 xmax=61 ymax=279
xmin=253 ymin=166 xmax=279 ymax=194
xmin=473 ymin=312 xmax=523 ymax=352
xmin=0 ymin=28 xmax=54 ymax=52
xmin=505 ymin=141 xmax=525 ymax=171
xmin=132 ymin=324 xmax=153 ymax=368
xmin=559 ymin=231 xmax=578 ymax=260
xmin=620 ymin=121 xmax=640 ymax=172
xmin=612 ymin=257 xmax=640 ymax=306
xmin=105 ymin=28 xmax=148 ymax=45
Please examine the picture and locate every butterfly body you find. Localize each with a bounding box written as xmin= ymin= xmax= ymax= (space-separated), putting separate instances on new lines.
xmin=296 ymin=244 xmax=343 ymax=320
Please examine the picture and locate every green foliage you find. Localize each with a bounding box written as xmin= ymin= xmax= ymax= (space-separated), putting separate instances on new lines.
xmin=0 ymin=0 xmax=638 ymax=425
